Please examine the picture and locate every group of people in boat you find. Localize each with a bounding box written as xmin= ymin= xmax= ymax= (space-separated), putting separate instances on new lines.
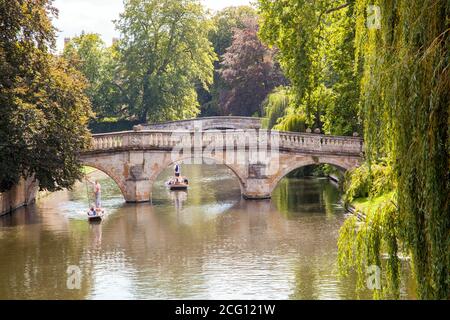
xmin=168 ymin=164 xmax=189 ymax=186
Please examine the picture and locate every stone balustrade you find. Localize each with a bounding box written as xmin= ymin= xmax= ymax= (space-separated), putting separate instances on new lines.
xmin=87 ymin=130 xmax=363 ymax=156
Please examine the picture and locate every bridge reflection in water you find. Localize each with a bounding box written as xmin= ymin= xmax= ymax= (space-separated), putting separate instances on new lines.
xmin=0 ymin=164 xmax=415 ymax=299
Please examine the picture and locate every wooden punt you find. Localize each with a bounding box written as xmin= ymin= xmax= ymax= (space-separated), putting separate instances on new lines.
xmin=167 ymin=177 xmax=189 ymax=191
xmin=169 ymin=183 xmax=188 ymax=191
xmin=87 ymin=208 xmax=105 ymax=222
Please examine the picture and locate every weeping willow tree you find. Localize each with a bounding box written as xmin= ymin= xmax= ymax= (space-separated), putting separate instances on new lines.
xmin=262 ymin=86 xmax=307 ymax=132
xmin=274 ymin=113 xmax=307 ymax=132
xmin=262 ymin=87 xmax=291 ymax=129
xmin=338 ymin=0 xmax=449 ymax=299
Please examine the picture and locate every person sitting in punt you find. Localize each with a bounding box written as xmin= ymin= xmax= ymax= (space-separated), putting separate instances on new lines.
xmin=88 ymin=206 xmax=96 ymax=216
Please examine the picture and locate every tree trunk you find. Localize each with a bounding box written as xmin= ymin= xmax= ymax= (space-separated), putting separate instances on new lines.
xmin=141 ymin=70 xmax=152 ymax=123
xmin=139 ymin=109 xmax=148 ymax=123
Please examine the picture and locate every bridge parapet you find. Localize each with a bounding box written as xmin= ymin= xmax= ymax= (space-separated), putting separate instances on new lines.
xmin=87 ymin=130 xmax=363 ymax=156
xmin=278 ymin=131 xmax=363 ymax=154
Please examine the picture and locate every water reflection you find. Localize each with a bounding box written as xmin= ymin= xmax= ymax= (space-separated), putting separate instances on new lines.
xmin=0 ymin=164 xmax=414 ymax=299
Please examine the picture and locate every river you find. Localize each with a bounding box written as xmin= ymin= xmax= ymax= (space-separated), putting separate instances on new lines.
xmin=0 ymin=164 xmax=415 ymax=299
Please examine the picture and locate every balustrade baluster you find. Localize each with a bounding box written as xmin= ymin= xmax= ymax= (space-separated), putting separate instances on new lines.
xmin=157 ymin=133 xmax=162 ymax=146
xmin=150 ymin=133 xmax=155 ymax=146
xmin=165 ymin=133 xmax=169 ymax=146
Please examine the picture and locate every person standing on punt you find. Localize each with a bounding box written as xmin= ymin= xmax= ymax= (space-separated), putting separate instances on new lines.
xmin=87 ymin=178 xmax=102 ymax=208
xmin=174 ymin=164 xmax=181 ymax=177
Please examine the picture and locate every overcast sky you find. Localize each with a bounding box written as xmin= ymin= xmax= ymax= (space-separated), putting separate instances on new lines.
xmin=53 ymin=0 xmax=252 ymax=51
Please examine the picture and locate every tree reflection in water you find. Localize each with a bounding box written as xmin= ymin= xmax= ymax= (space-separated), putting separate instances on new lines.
xmin=0 ymin=165 xmax=415 ymax=299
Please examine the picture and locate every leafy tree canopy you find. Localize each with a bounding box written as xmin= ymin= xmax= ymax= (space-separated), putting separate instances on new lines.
xmin=345 ymin=0 xmax=449 ymax=299
xmin=63 ymin=33 xmax=125 ymax=119
xmin=209 ymin=5 xmax=257 ymax=58
xmin=115 ymin=0 xmax=216 ymax=122
xmin=0 ymin=0 xmax=92 ymax=192
xmin=219 ymin=17 xmax=286 ymax=116
xmin=198 ymin=5 xmax=258 ymax=116
xmin=258 ymin=0 xmax=360 ymax=134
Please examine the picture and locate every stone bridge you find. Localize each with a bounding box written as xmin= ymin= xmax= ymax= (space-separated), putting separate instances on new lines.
xmin=138 ymin=116 xmax=262 ymax=131
xmin=79 ymin=127 xmax=364 ymax=202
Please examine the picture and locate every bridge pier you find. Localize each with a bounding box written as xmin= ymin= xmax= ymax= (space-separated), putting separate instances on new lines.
xmin=242 ymin=178 xmax=272 ymax=200
xmin=124 ymin=179 xmax=151 ymax=203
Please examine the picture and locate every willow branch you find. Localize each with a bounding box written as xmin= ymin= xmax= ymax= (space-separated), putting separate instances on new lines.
xmin=325 ymin=3 xmax=350 ymax=14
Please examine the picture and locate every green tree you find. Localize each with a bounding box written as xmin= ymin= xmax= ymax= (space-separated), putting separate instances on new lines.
xmin=115 ymin=0 xmax=216 ymax=122
xmin=63 ymin=33 xmax=106 ymax=98
xmin=209 ymin=6 xmax=257 ymax=59
xmin=258 ymin=0 xmax=360 ymax=135
xmin=0 ymin=0 xmax=92 ymax=192
xmin=63 ymin=32 xmax=112 ymax=117
xmin=63 ymin=33 xmax=121 ymax=118
xmin=262 ymin=87 xmax=291 ymax=129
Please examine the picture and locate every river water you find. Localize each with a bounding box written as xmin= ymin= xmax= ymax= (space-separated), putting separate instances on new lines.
xmin=0 ymin=164 xmax=415 ymax=299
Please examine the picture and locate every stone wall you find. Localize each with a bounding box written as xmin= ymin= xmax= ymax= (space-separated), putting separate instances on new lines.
xmin=0 ymin=177 xmax=38 ymax=216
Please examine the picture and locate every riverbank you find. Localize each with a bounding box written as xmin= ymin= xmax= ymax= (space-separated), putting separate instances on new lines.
xmin=341 ymin=191 xmax=396 ymax=223
xmin=311 ymin=172 xmax=366 ymax=220
xmin=327 ymin=173 xmax=371 ymax=221
xmin=3 ymin=167 xmax=100 ymax=215
xmin=0 ymin=177 xmax=38 ymax=216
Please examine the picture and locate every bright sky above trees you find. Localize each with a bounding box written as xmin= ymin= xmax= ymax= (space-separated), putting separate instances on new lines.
xmin=53 ymin=0 xmax=252 ymax=51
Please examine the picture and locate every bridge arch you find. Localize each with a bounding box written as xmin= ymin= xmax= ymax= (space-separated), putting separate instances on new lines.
xmin=268 ymin=155 xmax=361 ymax=195
xmin=80 ymin=158 xmax=129 ymax=201
xmin=150 ymin=154 xmax=247 ymax=196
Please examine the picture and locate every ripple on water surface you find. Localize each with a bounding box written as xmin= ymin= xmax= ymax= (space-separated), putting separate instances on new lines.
xmin=0 ymin=165 xmax=415 ymax=299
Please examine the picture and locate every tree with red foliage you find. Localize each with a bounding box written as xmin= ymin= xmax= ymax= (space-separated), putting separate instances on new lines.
xmin=219 ymin=18 xmax=286 ymax=116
